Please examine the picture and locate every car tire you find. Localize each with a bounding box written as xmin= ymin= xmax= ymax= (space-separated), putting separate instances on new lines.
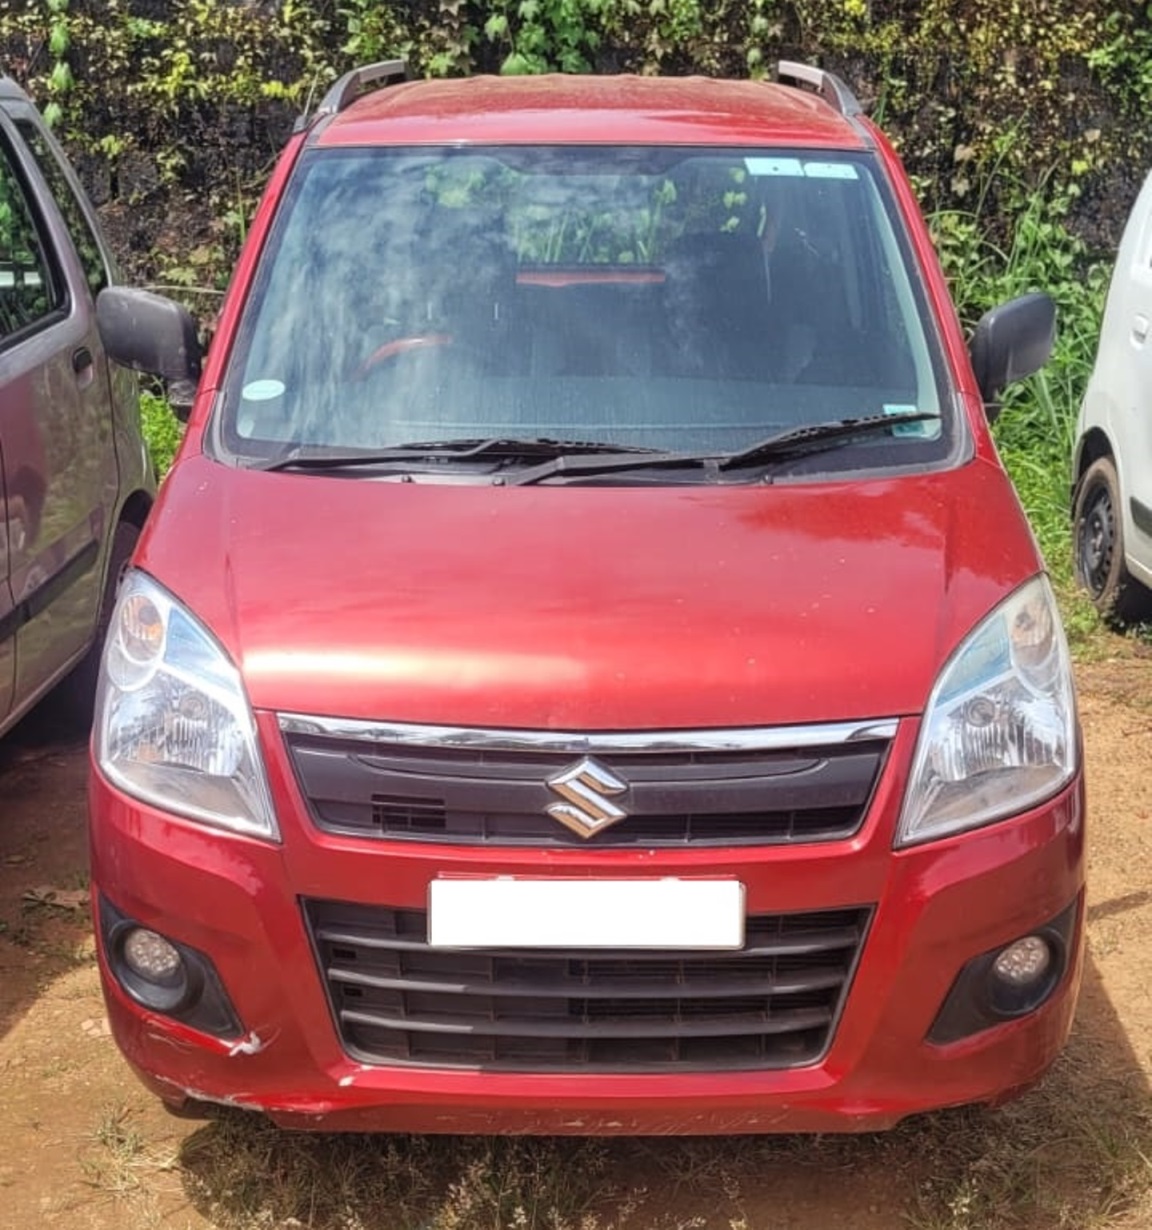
xmin=52 ymin=520 xmax=141 ymax=728
xmin=1073 ymin=456 xmax=1152 ymax=624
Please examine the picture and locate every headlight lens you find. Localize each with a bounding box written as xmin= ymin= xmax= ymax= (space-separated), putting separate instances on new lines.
xmin=95 ymin=570 xmax=278 ymax=840
xmin=896 ymin=575 xmax=1077 ymax=847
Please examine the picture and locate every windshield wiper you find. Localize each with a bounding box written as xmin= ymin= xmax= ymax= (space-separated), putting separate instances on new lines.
xmin=506 ymin=448 xmax=706 ymax=485
xmin=253 ymin=437 xmax=661 ymax=473
xmin=256 ymin=415 xmax=939 ymax=480
xmin=716 ymin=412 xmax=941 ymax=470
xmin=508 ymin=412 xmax=940 ymax=486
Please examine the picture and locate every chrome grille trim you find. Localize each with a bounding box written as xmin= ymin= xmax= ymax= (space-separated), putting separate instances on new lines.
xmin=281 ymin=716 xmax=894 ymax=847
xmin=278 ymin=714 xmax=898 ymax=754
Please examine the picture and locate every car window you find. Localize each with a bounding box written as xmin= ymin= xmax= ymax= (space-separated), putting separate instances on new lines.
xmin=221 ymin=145 xmax=952 ymax=475
xmin=14 ymin=119 xmax=110 ymax=298
xmin=0 ymin=130 xmax=63 ymax=339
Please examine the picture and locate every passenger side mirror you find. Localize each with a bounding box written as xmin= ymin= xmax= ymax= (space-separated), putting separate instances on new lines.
xmin=97 ymin=287 xmax=203 ymax=422
xmin=969 ymin=292 xmax=1056 ymax=422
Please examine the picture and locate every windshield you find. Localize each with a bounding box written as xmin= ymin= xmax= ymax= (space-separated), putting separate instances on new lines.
xmin=218 ymin=145 xmax=955 ymax=477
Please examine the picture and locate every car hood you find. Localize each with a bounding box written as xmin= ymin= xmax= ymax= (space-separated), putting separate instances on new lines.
xmin=139 ymin=456 xmax=1042 ymax=729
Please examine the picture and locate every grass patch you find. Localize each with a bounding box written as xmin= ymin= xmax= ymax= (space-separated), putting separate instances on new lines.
xmin=897 ymin=1047 xmax=1152 ymax=1228
xmin=180 ymin=1120 xmax=612 ymax=1229
xmin=80 ymin=1102 xmax=181 ymax=1225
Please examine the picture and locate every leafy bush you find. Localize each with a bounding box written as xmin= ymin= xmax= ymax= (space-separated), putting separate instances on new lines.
xmin=140 ymin=389 xmax=183 ymax=479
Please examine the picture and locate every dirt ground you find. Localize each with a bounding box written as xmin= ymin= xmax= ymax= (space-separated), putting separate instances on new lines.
xmin=4 ymin=640 xmax=1152 ymax=1230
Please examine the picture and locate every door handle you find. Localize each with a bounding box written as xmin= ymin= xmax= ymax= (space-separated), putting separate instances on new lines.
xmin=1134 ymin=315 xmax=1149 ymax=344
xmin=71 ymin=345 xmax=95 ymax=389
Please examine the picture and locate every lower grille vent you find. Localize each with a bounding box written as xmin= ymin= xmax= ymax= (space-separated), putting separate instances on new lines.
xmin=371 ymin=795 xmax=447 ymax=833
xmin=304 ymin=899 xmax=871 ymax=1072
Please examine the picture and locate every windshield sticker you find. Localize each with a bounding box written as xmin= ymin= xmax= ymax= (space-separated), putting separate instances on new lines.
xmin=803 ymin=162 xmax=860 ymax=180
xmin=243 ymin=378 xmax=286 ymax=401
xmin=745 ymin=158 xmax=859 ymax=180
xmin=885 ymin=404 xmax=940 ymax=439
xmin=744 ymin=157 xmax=804 ymax=178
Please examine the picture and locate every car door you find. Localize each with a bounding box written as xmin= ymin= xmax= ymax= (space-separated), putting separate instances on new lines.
xmin=1087 ymin=173 xmax=1152 ymax=583
xmin=0 ymin=110 xmax=117 ymax=719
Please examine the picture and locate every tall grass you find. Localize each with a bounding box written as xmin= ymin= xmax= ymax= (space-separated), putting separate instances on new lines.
xmin=929 ymin=176 xmax=1113 ymax=641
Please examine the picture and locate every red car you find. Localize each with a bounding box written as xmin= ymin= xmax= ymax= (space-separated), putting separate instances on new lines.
xmin=89 ymin=61 xmax=1082 ymax=1135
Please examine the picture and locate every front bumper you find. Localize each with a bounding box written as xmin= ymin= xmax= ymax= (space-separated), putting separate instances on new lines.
xmin=88 ymin=717 xmax=1085 ymax=1135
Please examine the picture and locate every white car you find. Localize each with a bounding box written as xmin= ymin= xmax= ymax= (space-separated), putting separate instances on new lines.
xmin=1074 ymin=170 xmax=1152 ymax=621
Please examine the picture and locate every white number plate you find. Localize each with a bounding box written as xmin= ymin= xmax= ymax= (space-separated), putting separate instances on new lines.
xmin=428 ymin=878 xmax=745 ymax=949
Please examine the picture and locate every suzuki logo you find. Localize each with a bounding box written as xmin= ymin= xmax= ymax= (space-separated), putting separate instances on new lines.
xmin=545 ymin=757 xmax=629 ymax=838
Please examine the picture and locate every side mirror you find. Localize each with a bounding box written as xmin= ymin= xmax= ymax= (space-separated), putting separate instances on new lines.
xmin=969 ymin=292 xmax=1056 ymax=421
xmin=97 ymin=287 xmax=203 ymax=422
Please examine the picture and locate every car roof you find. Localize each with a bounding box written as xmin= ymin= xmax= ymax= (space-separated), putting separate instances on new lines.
xmin=0 ymin=75 xmax=32 ymax=103
xmin=313 ymin=74 xmax=869 ymax=151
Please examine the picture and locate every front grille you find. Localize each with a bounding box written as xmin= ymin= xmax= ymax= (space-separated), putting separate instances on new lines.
xmin=283 ymin=722 xmax=892 ymax=847
xmin=304 ymin=900 xmax=872 ymax=1071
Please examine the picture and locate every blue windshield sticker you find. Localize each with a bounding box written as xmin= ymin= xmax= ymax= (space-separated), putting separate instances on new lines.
xmin=744 ymin=157 xmax=804 ymax=177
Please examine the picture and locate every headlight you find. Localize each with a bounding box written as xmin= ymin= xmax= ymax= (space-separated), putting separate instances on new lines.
xmin=95 ymin=570 xmax=278 ymax=840
xmin=896 ymin=575 xmax=1078 ymax=847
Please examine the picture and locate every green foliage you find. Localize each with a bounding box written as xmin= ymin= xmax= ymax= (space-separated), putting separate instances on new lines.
xmin=491 ymin=0 xmax=611 ymax=75
xmin=140 ymin=390 xmax=183 ymax=478
xmin=42 ymin=0 xmax=71 ymax=128
xmin=1085 ymin=5 xmax=1152 ymax=114
xmin=340 ymin=0 xmax=409 ymax=66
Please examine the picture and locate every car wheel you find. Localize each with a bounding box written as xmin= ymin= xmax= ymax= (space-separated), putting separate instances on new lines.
xmin=1073 ymin=456 xmax=1152 ymax=624
xmin=52 ymin=520 xmax=141 ymax=728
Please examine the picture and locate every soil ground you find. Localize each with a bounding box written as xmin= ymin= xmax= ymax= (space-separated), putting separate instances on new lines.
xmin=4 ymin=640 xmax=1152 ymax=1229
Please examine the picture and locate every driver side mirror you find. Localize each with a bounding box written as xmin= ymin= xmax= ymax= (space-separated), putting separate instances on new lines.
xmin=969 ymin=292 xmax=1056 ymax=421
xmin=97 ymin=287 xmax=203 ymax=422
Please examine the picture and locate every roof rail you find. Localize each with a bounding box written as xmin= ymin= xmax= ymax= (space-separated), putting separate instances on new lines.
xmin=776 ymin=60 xmax=862 ymax=118
xmin=295 ymin=59 xmax=409 ymax=132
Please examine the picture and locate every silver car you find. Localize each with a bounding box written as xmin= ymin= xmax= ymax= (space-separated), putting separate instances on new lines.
xmin=0 ymin=75 xmax=154 ymax=735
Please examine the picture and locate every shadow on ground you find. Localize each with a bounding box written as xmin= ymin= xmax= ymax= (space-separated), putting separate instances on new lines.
xmin=173 ymin=925 xmax=1152 ymax=1230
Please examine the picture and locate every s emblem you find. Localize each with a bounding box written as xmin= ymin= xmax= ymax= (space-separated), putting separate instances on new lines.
xmin=546 ymin=757 xmax=629 ymax=838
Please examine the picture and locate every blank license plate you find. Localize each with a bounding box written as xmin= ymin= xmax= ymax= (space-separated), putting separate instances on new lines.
xmin=428 ymin=878 xmax=745 ymax=949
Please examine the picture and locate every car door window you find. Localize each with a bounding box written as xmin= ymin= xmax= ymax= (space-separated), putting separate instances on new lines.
xmin=14 ymin=119 xmax=110 ymax=297
xmin=0 ymin=132 xmax=63 ymax=339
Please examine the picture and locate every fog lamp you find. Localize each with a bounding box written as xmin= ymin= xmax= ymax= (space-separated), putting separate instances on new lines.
xmin=992 ymin=936 xmax=1052 ymax=988
xmin=123 ymin=928 xmax=184 ymax=984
